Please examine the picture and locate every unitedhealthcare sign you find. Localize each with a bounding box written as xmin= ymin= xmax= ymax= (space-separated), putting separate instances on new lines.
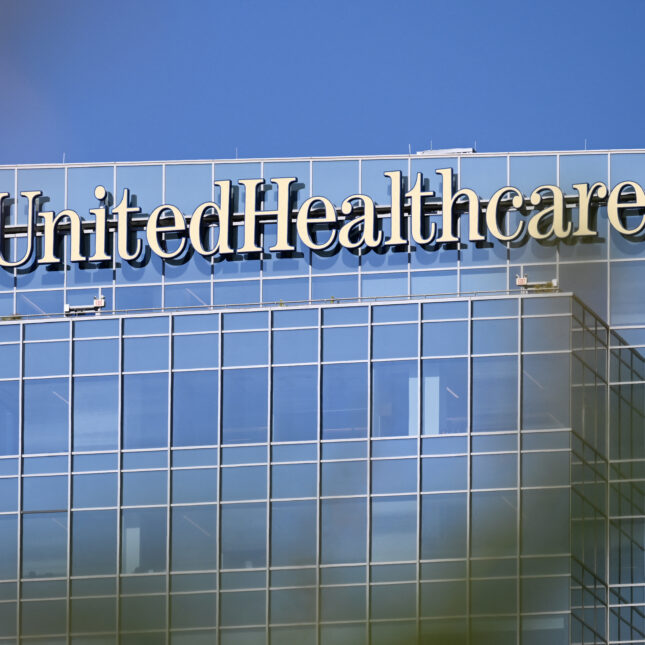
xmin=0 ymin=167 xmax=642 ymax=267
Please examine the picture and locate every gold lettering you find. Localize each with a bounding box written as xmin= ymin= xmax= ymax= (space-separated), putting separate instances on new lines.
xmin=436 ymin=167 xmax=484 ymax=243
xmin=486 ymin=187 xmax=525 ymax=241
xmin=527 ymin=185 xmax=569 ymax=239
xmin=113 ymin=188 xmax=142 ymax=261
xmin=238 ymin=177 xmax=296 ymax=253
xmin=405 ymin=173 xmax=436 ymax=245
xmin=572 ymin=182 xmax=608 ymax=237
xmin=296 ymin=197 xmax=337 ymax=251
xmin=188 ymin=181 xmax=234 ymax=256
xmin=338 ymin=194 xmax=382 ymax=249
xmin=0 ymin=191 xmax=39 ymax=267
xmin=383 ymin=171 xmax=406 ymax=245
xmin=89 ymin=185 xmax=111 ymax=262
xmin=39 ymin=209 xmax=86 ymax=264
xmin=146 ymin=204 xmax=186 ymax=259
xmin=607 ymin=180 xmax=645 ymax=235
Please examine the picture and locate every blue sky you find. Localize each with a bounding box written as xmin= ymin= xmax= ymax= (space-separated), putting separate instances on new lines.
xmin=1 ymin=0 xmax=644 ymax=164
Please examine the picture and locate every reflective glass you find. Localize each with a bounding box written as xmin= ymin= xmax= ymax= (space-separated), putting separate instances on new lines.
xmin=171 ymin=468 xmax=217 ymax=504
xmin=273 ymin=365 xmax=317 ymax=442
xmin=372 ymin=360 xmax=418 ymax=437
xmin=322 ymin=363 xmax=367 ymax=439
xmin=223 ymin=331 xmax=267 ymax=366
xmin=221 ymin=465 xmax=266 ymax=501
xmin=123 ymin=373 xmax=168 ymax=449
xmin=270 ymin=500 xmax=316 ymax=566
xmin=0 ymin=381 xmax=19 ymax=455
xmin=73 ymin=375 xmax=118 ymax=451
xmin=321 ymin=460 xmax=367 ymax=496
xmin=422 ymin=358 xmax=467 ymax=434
xmin=123 ymin=336 xmax=168 ymax=371
xmin=172 ymin=370 xmax=218 ymax=447
xmin=23 ymin=378 xmax=69 ymax=453
xmin=22 ymin=475 xmax=67 ymax=511
xmin=272 ymin=329 xmax=317 ymax=364
xmin=22 ymin=513 xmax=67 ymax=578
xmin=371 ymin=496 xmax=416 ymax=562
xmin=73 ymin=338 xmax=119 ymax=374
xmin=121 ymin=508 xmax=166 ymax=573
xmin=322 ymin=326 xmax=367 ymax=361
xmin=222 ymin=368 xmax=267 ymax=444
xmin=372 ymin=323 xmax=417 ymax=358
xmin=471 ymin=491 xmax=517 ymax=557
xmin=422 ymin=321 xmax=468 ymax=356
xmin=320 ymin=498 xmax=366 ymax=564
xmin=71 ymin=510 xmax=117 ymax=576
xmin=0 ymin=345 xmax=19 ymax=379
xmin=221 ymin=502 xmax=266 ymax=569
xmin=171 ymin=505 xmax=217 ymax=572
xmin=72 ymin=473 xmax=118 ymax=508
xmin=173 ymin=333 xmax=218 ymax=369
xmin=472 ymin=356 xmax=518 ymax=432
xmin=122 ymin=470 xmax=167 ymax=506
xmin=421 ymin=493 xmax=466 ymax=559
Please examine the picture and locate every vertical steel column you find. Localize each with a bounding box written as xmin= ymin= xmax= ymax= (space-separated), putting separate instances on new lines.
xmin=266 ymin=309 xmax=272 ymax=642
xmin=165 ymin=314 xmax=172 ymax=644
xmin=16 ymin=321 xmax=23 ymax=639
xmin=65 ymin=318 xmax=72 ymax=644
xmin=116 ymin=316 xmax=123 ymax=644
xmin=315 ymin=304 xmax=322 ymax=645
xmin=466 ymin=297 xmax=473 ymax=645
xmin=416 ymin=301 xmax=422 ymax=642
xmin=216 ymin=311 xmax=223 ymax=645
xmin=365 ymin=303 xmax=372 ymax=644
xmin=516 ymin=296 xmax=522 ymax=645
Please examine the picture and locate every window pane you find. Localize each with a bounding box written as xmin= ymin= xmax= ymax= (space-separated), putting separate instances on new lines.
xmin=171 ymin=506 xmax=217 ymax=572
xmin=371 ymin=496 xmax=416 ymax=562
xmin=22 ymin=513 xmax=67 ymax=578
xmin=372 ymin=361 xmax=418 ymax=437
xmin=173 ymin=334 xmax=218 ymax=369
xmin=73 ymin=339 xmax=119 ymax=374
xmin=23 ymin=379 xmax=69 ymax=454
xmin=422 ymin=359 xmax=467 ymax=435
xmin=123 ymin=373 xmax=168 ymax=449
xmin=222 ymin=368 xmax=267 ymax=444
xmin=73 ymin=376 xmax=118 ymax=451
xmin=71 ymin=510 xmax=117 ymax=576
xmin=221 ymin=503 xmax=266 ymax=569
xmin=121 ymin=508 xmax=166 ymax=574
xmin=421 ymin=493 xmax=466 ymax=559
xmin=271 ymin=500 xmax=316 ymax=566
xmin=321 ymin=498 xmax=366 ymax=564
xmin=0 ymin=381 xmax=19 ymax=455
xmin=273 ymin=366 xmax=317 ymax=442
xmin=322 ymin=363 xmax=367 ymax=439
xmin=322 ymin=326 xmax=367 ymax=362
xmin=472 ymin=356 xmax=517 ymax=432
xmin=172 ymin=371 xmax=218 ymax=447
xmin=273 ymin=329 xmax=317 ymax=364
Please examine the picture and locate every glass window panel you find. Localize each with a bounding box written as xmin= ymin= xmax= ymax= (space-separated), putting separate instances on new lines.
xmin=22 ymin=512 xmax=67 ymax=578
xmin=165 ymin=163 xmax=212 ymax=212
xmin=522 ymin=451 xmax=569 ymax=487
xmin=24 ymin=341 xmax=68 ymax=376
xmin=115 ymin=284 xmax=162 ymax=310
xmin=263 ymin=161 xmax=310 ymax=210
xmin=73 ymin=338 xmax=119 ymax=374
xmin=510 ymin=155 xmax=557 ymax=194
xmin=123 ymin=336 xmax=168 ymax=372
xmin=312 ymin=274 xmax=358 ymax=300
xmin=73 ymin=375 xmax=118 ymax=451
xmin=121 ymin=508 xmax=166 ymax=573
xmin=272 ymin=329 xmax=317 ymax=364
xmin=171 ymin=505 xmax=217 ymax=572
xmin=171 ymin=468 xmax=217 ymax=504
xmin=18 ymin=168 xmax=65 ymax=225
xmin=122 ymin=470 xmax=167 ymax=506
xmin=71 ymin=510 xmax=117 ymax=576
xmin=472 ymin=453 xmax=517 ymax=489
xmin=312 ymin=160 xmax=358 ymax=205
xmin=0 ymin=381 xmax=19 ymax=455
xmin=271 ymin=463 xmax=317 ymax=499
xmin=213 ymin=162 xmax=262 ymax=212
xmin=522 ymin=316 xmax=571 ymax=352
xmin=422 ymin=456 xmax=467 ymax=492
xmin=0 ymin=515 xmax=17 ymax=580
xmin=67 ymin=165 xmax=114 ymax=220
xmin=610 ymin=260 xmax=645 ymax=325
xmin=422 ymin=321 xmax=468 ymax=356
xmin=222 ymin=368 xmax=267 ymax=444
xmin=471 ymin=491 xmax=517 ymax=557
xmin=460 ymin=156 xmax=507 ymax=198
xmin=421 ymin=493 xmax=466 ymax=559
xmin=173 ymin=334 xmax=218 ymax=369
xmin=411 ymin=269 xmax=458 ymax=296
xmin=270 ymin=500 xmax=316 ymax=566
xmin=460 ymin=267 xmax=507 ymax=292
xmin=611 ymin=152 xmax=645 ymax=187
xmin=263 ymin=277 xmax=309 ymax=303
xmin=172 ymin=370 xmax=218 ymax=447
xmin=320 ymin=498 xmax=366 ymax=564
xmin=221 ymin=502 xmax=266 ymax=569
xmin=173 ymin=313 xmax=218 ymax=334
xmin=273 ymin=365 xmax=317 ymax=442
xmin=322 ymin=326 xmax=367 ymax=361
xmin=361 ymin=272 xmax=407 ymax=298
xmin=522 ymin=354 xmax=570 ymax=429
xmin=372 ymin=360 xmax=418 ymax=437
xmin=473 ymin=319 xmax=517 ymax=354
xmin=559 ymin=154 xmax=608 ymax=190
xmin=123 ymin=373 xmax=168 ymax=449
xmin=521 ymin=488 xmax=569 ymax=555
xmin=321 ymin=460 xmax=366 ymax=496
xmin=262 ymin=223 xmax=309 ymax=277
xmin=0 ymin=478 xmax=17 ymax=512
xmin=223 ymin=331 xmax=267 ymax=366
xmin=23 ymin=475 xmax=67 ymax=511
xmin=372 ymin=323 xmax=417 ymax=359
xmin=23 ymin=378 xmax=69 ymax=454
xmin=72 ymin=473 xmax=118 ymax=508
xmin=472 ymin=356 xmax=518 ymax=432
xmin=0 ymin=345 xmax=18 ymax=378
xmin=371 ymin=496 xmax=416 ymax=562
xmin=221 ymin=465 xmax=266 ymax=501
xmin=272 ymin=308 xmax=317 ymax=328
xmin=371 ymin=458 xmax=416 ymax=494
xmin=322 ymin=363 xmax=367 ymax=439
xmin=422 ymin=358 xmax=468 ymax=435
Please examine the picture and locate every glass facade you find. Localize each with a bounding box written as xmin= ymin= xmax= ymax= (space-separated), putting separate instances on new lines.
xmin=0 ymin=151 xmax=643 ymax=644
